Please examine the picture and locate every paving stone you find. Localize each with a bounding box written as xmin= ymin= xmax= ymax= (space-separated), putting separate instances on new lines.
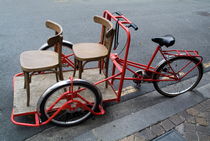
xmin=153 ymin=130 xmax=186 ymax=141
xmin=193 ymin=104 xmax=204 ymax=111
xmin=183 ymin=123 xmax=196 ymax=132
xmin=184 ymin=132 xmax=198 ymax=141
xmin=186 ymin=116 xmax=196 ymax=124
xmin=198 ymin=112 xmax=207 ymax=118
xmin=169 ymin=114 xmax=185 ymax=126
xmin=200 ymin=100 xmax=210 ymax=108
xmin=175 ymin=123 xmax=184 ymax=135
xmin=197 ymin=125 xmax=210 ymax=136
xmin=134 ymin=135 xmax=146 ymax=141
xmin=136 ymin=128 xmax=156 ymax=141
xmin=198 ymin=134 xmax=210 ymax=141
xmin=119 ymin=135 xmax=135 ymax=141
xmin=151 ymin=124 xmax=165 ymax=137
xmin=160 ymin=119 xmax=175 ymax=132
xmin=206 ymin=112 xmax=210 ymax=120
xmin=196 ymin=117 xmax=208 ymax=126
xmin=178 ymin=111 xmax=190 ymax=120
xmin=186 ymin=108 xmax=199 ymax=116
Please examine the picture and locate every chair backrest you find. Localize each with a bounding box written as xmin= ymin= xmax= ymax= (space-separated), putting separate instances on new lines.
xmin=46 ymin=20 xmax=63 ymax=64
xmin=94 ymin=16 xmax=115 ymax=55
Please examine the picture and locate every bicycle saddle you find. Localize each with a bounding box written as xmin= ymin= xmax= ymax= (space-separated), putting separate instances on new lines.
xmin=151 ymin=35 xmax=175 ymax=47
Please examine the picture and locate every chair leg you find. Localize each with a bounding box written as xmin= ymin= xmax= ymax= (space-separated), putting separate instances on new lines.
xmin=105 ymin=58 xmax=110 ymax=88
xmin=58 ymin=64 xmax=64 ymax=81
xmin=24 ymin=72 xmax=30 ymax=106
xmin=79 ymin=61 xmax=83 ymax=79
xmin=24 ymin=72 xmax=26 ymax=89
xmin=73 ymin=58 xmax=77 ymax=77
xmin=99 ymin=60 xmax=101 ymax=74
xmin=55 ymin=68 xmax=59 ymax=82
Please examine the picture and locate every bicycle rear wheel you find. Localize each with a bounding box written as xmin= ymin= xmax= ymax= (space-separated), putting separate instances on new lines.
xmin=39 ymin=40 xmax=74 ymax=71
xmin=153 ymin=56 xmax=203 ymax=97
xmin=38 ymin=79 xmax=102 ymax=126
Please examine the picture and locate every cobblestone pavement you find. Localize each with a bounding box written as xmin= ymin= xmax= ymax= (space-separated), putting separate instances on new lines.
xmin=119 ymin=99 xmax=210 ymax=141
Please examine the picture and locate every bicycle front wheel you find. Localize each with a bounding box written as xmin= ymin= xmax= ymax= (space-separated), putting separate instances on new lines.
xmin=153 ymin=56 xmax=203 ymax=97
xmin=38 ymin=79 xmax=102 ymax=126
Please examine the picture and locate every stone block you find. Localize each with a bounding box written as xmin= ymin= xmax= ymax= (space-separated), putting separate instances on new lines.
xmin=198 ymin=134 xmax=210 ymax=141
xmin=184 ymin=132 xmax=198 ymax=141
xmin=169 ymin=114 xmax=185 ymax=126
xmin=160 ymin=119 xmax=175 ymax=131
xmin=151 ymin=124 xmax=165 ymax=137
xmin=119 ymin=135 xmax=135 ymax=141
xmin=186 ymin=116 xmax=196 ymax=124
xmin=186 ymin=108 xmax=199 ymax=116
xmin=183 ymin=123 xmax=196 ymax=132
xmin=197 ymin=125 xmax=210 ymax=136
xmin=175 ymin=123 xmax=184 ymax=135
xmin=134 ymin=135 xmax=146 ymax=141
xmin=136 ymin=128 xmax=156 ymax=141
xmin=196 ymin=117 xmax=208 ymax=126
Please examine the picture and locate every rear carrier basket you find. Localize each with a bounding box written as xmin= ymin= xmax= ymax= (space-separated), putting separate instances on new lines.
xmin=162 ymin=50 xmax=200 ymax=57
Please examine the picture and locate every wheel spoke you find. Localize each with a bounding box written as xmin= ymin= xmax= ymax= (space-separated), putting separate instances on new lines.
xmin=39 ymin=80 xmax=101 ymax=126
xmin=153 ymin=57 xmax=202 ymax=96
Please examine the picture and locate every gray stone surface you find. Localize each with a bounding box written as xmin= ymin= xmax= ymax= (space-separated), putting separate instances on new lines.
xmin=151 ymin=124 xmax=165 ymax=137
xmin=74 ymin=91 xmax=204 ymax=141
xmin=135 ymin=128 xmax=156 ymax=141
xmin=196 ymin=125 xmax=210 ymax=136
xmin=169 ymin=115 xmax=185 ymax=126
xmin=73 ymin=131 xmax=97 ymax=141
xmin=197 ymin=134 xmax=210 ymax=141
xmin=197 ymin=84 xmax=210 ymax=98
xmin=184 ymin=132 xmax=198 ymax=141
xmin=160 ymin=119 xmax=175 ymax=132
xmin=153 ymin=130 xmax=186 ymax=141
xmin=183 ymin=123 xmax=196 ymax=132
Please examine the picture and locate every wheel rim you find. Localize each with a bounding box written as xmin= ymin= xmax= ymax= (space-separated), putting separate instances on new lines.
xmin=43 ymin=84 xmax=97 ymax=125
xmin=155 ymin=58 xmax=201 ymax=95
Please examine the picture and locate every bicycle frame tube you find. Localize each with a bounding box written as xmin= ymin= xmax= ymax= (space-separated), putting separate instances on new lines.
xmin=103 ymin=10 xmax=132 ymax=101
xmin=146 ymin=45 xmax=161 ymax=70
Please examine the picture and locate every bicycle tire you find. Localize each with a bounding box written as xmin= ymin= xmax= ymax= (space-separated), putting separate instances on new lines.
xmin=153 ymin=56 xmax=203 ymax=97
xmin=38 ymin=79 xmax=102 ymax=126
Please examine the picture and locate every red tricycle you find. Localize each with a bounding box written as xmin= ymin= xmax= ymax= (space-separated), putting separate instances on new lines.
xmin=11 ymin=10 xmax=203 ymax=127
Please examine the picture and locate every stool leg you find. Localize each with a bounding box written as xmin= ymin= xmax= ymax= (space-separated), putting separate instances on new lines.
xmin=24 ymin=72 xmax=30 ymax=106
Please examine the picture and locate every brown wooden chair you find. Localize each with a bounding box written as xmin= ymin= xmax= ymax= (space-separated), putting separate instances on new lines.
xmin=20 ymin=20 xmax=64 ymax=106
xmin=73 ymin=16 xmax=115 ymax=83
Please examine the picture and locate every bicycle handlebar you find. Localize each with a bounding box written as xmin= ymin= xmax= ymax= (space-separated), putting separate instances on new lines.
xmin=113 ymin=11 xmax=139 ymax=31
xmin=114 ymin=11 xmax=123 ymax=16
xmin=127 ymin=24 xmax=138 ymax=31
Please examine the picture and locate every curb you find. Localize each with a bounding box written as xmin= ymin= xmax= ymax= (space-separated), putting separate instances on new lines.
xmin=73 ymin=83 xmax=210 ymax=141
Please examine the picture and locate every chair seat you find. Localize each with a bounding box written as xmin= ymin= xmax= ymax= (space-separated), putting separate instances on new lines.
xmin=73 ymin=43 xmax=108 ymax=61
xmin=20 ymin=50 xmax=59 ymax=72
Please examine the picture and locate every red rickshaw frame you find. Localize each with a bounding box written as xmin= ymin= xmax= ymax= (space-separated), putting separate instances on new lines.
xmin=11 ymin=10 xmax=203 ymax=127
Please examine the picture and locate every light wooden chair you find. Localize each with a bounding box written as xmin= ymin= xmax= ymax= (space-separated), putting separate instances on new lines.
xmin=73 ymin=16 xmax=115 ymax=84
xmin=20 ymin=20 xmax=64 ymax=106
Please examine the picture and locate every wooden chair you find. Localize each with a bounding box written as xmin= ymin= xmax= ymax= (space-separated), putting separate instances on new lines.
xmin=73 ymin=16 xmax=115 ymax=84
xmin=20 ymin=20 xmax=64 ymax=106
